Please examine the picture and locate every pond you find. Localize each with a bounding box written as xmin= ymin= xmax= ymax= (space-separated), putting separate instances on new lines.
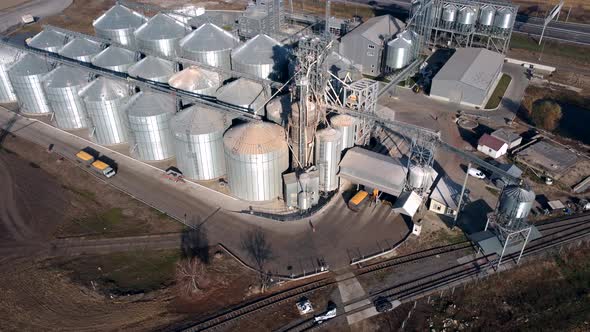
xmin=556 ymin=101 xmax=590 ymax=145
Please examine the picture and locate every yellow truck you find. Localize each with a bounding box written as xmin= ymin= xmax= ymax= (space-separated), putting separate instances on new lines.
xmin=76 ymin=148 xmax=116 ymax=178
xmin=348 ymin=190 xmax=369 ymax=212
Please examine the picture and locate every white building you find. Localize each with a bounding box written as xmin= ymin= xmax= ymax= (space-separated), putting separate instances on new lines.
xmin=491 ymin=128 xmax=522 ymax=149
xmin=477 ymin=133 xmax=508 ymax=159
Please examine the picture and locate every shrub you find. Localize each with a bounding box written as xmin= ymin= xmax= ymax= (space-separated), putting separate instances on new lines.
xmin=531 ymin=100 xmax=562 ymax=131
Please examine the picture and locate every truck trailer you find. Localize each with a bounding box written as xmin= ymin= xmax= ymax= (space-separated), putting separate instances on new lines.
xmin=76 ymin=148 xmax=116 ymax=178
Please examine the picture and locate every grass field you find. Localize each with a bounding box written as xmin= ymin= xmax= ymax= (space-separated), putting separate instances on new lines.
xmin=485 ymin=74 xmax=512 ymax=109
xmin=510 ymin=34 xmax=590 ymax=64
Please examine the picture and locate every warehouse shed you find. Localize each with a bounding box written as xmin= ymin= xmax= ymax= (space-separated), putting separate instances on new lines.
xmin=339 ymin=15 xmax=405 ymax=76
xmin=430 ymin=48 xmax=505 ymax=108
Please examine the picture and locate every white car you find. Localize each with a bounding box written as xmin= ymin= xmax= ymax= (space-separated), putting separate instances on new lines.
xmin=467 ymin=167 xmax=486 ymax=179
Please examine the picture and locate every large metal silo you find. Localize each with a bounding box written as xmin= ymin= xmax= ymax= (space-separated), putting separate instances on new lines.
xmin=43 ymin=66 xmax=91 ymax=130
xmin=216 ymin=78 xmax=267 ymax=114
xmin=134 ymin=13 xmax=190 ymax=57
xmin=180 ymin=23 xmax=240 ymax=70
xmin=80 ymin=77 xmax=131 ymax=145
xmin=170 ymin=105 xmax=230 ymax=180
xmin=91 ymin=46 xmax=138 ymax=73
xmin=58 ymin=38 xmax=103 ymax=63
xmin=498 ymin=185 xmax=535 ymax=222
xmin=223 ymin=122 xmax=289 ymax=201
xmin=168 ymin=66 xmax=221 ymax=97
xmin=0 ymin=45 xmax=20 ymax=102
xmin=330 ymin=114 xmax=357 ymax=149
xmin=494 ymin=7 xmax=514 ymax=30
xmin=26 ymin=30 xmax=68 ymax=53
xmin=126 ymin=91 xmax=176 ymax=161
xmin=8 ymin=54 xmax=53 ymax=114
xmin=265 ymin=94 xmax=290 ymax=125
xmin=386 ymin=30 xmax=417 ymax=70
xmin=127 ymin=56 xmax=176 ymax=83
xmin=315 ymin=127 xmax=342 ymax=192
xmin=93 ymin=4 xmax=147 ymax=46
xmin=231 ymin=34 xmax=288 ymax=80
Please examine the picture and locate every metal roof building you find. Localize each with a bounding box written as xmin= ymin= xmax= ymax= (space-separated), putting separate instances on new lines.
xmin=430 ymin=48 xmax=505 ymax=107
xmin=339 ymin=147 xmax=406 ymax=196
xmin=339 ymin=15 xmax=405 ymax=76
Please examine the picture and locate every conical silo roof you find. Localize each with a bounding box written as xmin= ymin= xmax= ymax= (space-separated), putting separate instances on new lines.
xmin=134 ymin=13 xmax=189 ymax=41
xmin=44 ymin=66 xmax=90 ymax=89
xmin=127 ymin=91 xmax=176 ymax=117
xmin=232 ymin=34 xmax=285 ymax=65
xmin=79 ymin=77 xmax=129 ymax=102
xmin=216 ymin=78 xmax=266 ymax=109
xmin=93 ymin=4 xmax=147 ymax=31
xmin=168 ymin=66 xmax=220 ymax=94
xmin=170 ymin=104 xmax=227 ymax=136
xmin=9 ymin=53 xmax=53 ymax=76
xmin=91 ymin=46 xmax=137 ymax=69
xmin=0 ymin=46 xmax=20 ymax=65
xmin=224 ymin=121 xmax=287 ymax=155
xmin=58 ymin=38 xmax=103 ymax=60
xmin=387 ymin=30 xmax=416 ymax=47
xmin=27 ymin=30 xmax=68 ymax=51
xmin=127 ymin=56 xmax=175 ymax=82
xmin=180 ymin=23 xmax=240 ymax=52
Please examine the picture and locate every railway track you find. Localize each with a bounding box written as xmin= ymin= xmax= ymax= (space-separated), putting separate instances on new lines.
xmin=181 ymin=213 xmax=590 ymax=332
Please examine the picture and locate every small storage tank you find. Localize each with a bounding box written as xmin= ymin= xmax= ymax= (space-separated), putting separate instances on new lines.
xmin=127 ymin=56 xmax=176 ymax=83
xmin=223 ymin=122 xmax=289 ymax=201
xmin=265 ymin=94 xmax=290 ymax=125
xmin=330 ymin=114 xmax=357 ymax=149
xmin=58 ymin=38 xmax=103 ymax=62
xmin=91 ymin=46 xmax=138 ymax=73
xmin=126 ymin=91 xmax=176 ymax=161
xmin=386 ymin=30 xmax=416 ymax=70
xmin=179 ymin=23 xmax=240 ymax=70
xmin=494 ymin=7 xmax=514 ymax=30
xmin=0 ymin=45 xmax=20 ymax=102
xmin=134 ymin=13 xmax=189 ymax=57
xmin=8 ymin=54 xmax=54 ymax=114
xmin=93 ymin=4 xmax=147 ymax=46
xmin=168 ymin=66 xmax=221 ymax=97
xmin=478 ymin=5 xmax=495 ymax=26
xmin=170 ymin=105 xmax=229 ymax=180
xmin=498 ymin=185 xmax=535 ymax=222
xmin=441 ymin=4 xmax=457 ymax=23
xmin=458 ymin=7 xmax=476 ymax=26
xmin=408 ymin=164 xmax=433 ymax=189
xmin=216 ymin=78 xmax=267 ymax=113
xmin=80 ymin=77 xmax=131 ymax=145
xmin=231 ymin=34 xmax=288 ymax=80
xmin=298 ymin=191 xmax=313 ymax=210
xmin=26 ymin=30 xmax=68 ymax=53
xmin=43 ymin=66 xmax=91 ymax=130
xmin=315 ymin=127 xmax=342 ymax=192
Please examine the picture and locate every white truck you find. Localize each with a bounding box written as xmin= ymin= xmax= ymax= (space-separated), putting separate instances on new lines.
xmin=76 ymin=149 xmax=116 ymax=178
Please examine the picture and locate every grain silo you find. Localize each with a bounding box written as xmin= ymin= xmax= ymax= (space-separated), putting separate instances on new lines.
xmin=179 ymin=23 xmax=240 ymax=70
xmin=330 ymin=114 xmax=357 ymax=149
xmin=43 ymin=66 xmax=91 ymax=130
xmin=216 ymin=78 xmax=267 ymax=114
xmin=134 ymin=13 xmax=190 ymax=57
xmin=26 ymin=30 xmax=68 ymax=53
xmin=8 ymin=54 xmax=53 ymax=114
xmin=223 ymin=122 xmax=289 ymax=201
xmin=127 ymin=56 xmax=176 ymax=83
xmin=231 ymin=34 xmax=288 ymax=80
xmin=386 ymin=30 xmax=417 ymax=70
xmin=0 ymin=45 xmax=20 ymax=102
xmin=91 ymin=46 xmax=138 ymax=73
xmin=126 ymin=91 xmax=176 ymax=161
xmin=80 ymin=77 xmax=131 ymax=145
xmin=170 ymin=105 xmax=229 ymax=180
xmin=168 ymin=66 xmax=221 ymax=97
xmin=265 ymin=94 xmax=290 ymax=125
xmin=93 ymin=4 xmax=147 ymax=46
xmin=58 ymin=38 xmax=103 ymax=63
xmin=315 ymin=127 xmax=342 ymax=192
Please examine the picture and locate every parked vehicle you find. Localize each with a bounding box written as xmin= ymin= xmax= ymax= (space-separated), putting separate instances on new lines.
xmin=374 ymin=297 xmax=393 ymax=312
xmin=76 ymin=148 xmax=116 ymax=178
xmin=467 ymin=167 xmax=486 ymax=179
xmin=91 ymin=159 xmax=116 ymax=178
xmin=348 ymin=190 xmax=369 ymax=212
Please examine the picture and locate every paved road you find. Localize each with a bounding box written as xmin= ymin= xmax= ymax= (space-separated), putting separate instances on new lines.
xmin=0 ymin=107 xmax=410 ymax=276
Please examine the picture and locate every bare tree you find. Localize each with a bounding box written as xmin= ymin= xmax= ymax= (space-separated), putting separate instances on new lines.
xmin=175 ymin=258 xmax=209 ymax=298
xmin=241 ymin=228 xmax=273 ymax=292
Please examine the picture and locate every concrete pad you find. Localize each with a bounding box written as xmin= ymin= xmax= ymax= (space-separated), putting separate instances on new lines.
xmin=337 ymin=276 xmax=367 ymax=303
xmin=346 ymin=307 xmax=379 ymax=325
